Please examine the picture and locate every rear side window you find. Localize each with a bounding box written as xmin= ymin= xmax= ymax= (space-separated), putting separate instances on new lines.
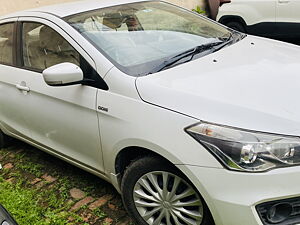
xmin=0 ymin=23 xmax=14 ymax=65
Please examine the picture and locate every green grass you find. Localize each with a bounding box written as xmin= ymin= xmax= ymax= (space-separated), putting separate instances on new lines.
xmin=16 ymin=161 xmax=44 ymax=177
xmin=93 ymin=208 xmax=107 ymax=219
xmin=0 ymin=143 xmax=133 ymax=225
xmin=0 ymin=177 xmax=79 ymax=225
xmin=0 ymin=179 xmax=91 ymax=224
xmin=0 ymin=149 xmax=90 ymax=225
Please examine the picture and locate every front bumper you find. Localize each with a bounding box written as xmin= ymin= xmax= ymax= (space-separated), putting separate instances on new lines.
xmin=178 ymin=165 xmax=300 ymax=225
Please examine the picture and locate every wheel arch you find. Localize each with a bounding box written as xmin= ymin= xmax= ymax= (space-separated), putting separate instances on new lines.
xmin=115 ymin=146 xmax=174 ymax=179
xmin=219 ymin=15 xmax=247 ymax=29
xmin=109 ymin=136 xmax=221 ymax=185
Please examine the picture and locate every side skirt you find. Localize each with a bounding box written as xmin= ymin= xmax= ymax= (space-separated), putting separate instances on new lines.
xmin=0 ymin=123 xmax=111 ymax=184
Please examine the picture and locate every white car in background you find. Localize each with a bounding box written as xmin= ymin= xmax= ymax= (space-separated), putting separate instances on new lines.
xmin=1 ymin=0 xmax=300 ymax=225
xmin=217 ymin=0 xmax=300 ymax=38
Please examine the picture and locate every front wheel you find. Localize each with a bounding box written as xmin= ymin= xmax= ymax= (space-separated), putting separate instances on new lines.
xmin=121 ymin=156 xmax=214 ymax=225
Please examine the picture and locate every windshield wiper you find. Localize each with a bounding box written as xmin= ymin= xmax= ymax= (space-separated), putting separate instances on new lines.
xmin=149 ymin=40 xmax=232 ymax=74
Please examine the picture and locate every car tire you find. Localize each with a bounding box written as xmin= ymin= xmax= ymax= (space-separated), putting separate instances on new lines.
xmin=121 ymin=156 xmax=214 ymax=225
xmin=226 ymin=21 xmax=246 ymax=33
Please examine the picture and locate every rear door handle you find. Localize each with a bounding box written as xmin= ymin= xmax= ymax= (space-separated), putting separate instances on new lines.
xmin=16 ymin=82 xmax=30 ymax=92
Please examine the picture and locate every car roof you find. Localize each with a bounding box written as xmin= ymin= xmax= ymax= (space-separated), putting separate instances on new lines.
xmin=2 ymin=0 xmax=158 ymax=19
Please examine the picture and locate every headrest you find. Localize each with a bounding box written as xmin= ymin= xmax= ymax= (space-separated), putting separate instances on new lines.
xmin=39 ymin=26 xmax=64 ymax=52
xmin=103 ymin=13 xmax=124 ymax=29
xmin=0 ymin=24 xmax=12 ymax=39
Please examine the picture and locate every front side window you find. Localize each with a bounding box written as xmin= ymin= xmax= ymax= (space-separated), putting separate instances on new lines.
xmin=66 ymin=1 xmax=238 ymax=76
xmin=0 ymin=23 xmax=14 ymax=65
xmin=21 ymin=22 xmax=108 ymax=90
xmin=22 ymin=22 xmax=80 ymax=71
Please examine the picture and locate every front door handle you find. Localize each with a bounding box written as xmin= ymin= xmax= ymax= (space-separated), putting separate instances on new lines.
xmin=16 ymin=82 xmax=30 ymax=92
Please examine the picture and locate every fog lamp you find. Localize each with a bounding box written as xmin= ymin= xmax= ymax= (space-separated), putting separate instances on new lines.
xmin=267 ymin=203 xmax=293 ymax=224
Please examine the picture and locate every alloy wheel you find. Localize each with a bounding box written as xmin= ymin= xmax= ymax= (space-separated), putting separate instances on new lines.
xmin=133 ymin=171 xmax=204 ymax=225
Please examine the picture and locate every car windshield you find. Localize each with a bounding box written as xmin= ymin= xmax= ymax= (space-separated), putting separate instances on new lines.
xmin=65 ymin=1 xmax=238 ymax=76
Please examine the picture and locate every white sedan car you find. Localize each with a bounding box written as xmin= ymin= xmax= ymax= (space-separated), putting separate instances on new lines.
xmin=1 ymin=0 xmax=300 ymax=225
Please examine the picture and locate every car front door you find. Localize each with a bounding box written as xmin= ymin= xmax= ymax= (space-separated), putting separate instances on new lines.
xmin=276 ymin=0 xmax=300 ymax=37
xmin=16 ymin=17 xmax=106 ymax=173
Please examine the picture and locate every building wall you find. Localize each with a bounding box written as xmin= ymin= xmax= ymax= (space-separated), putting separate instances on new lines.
xmin=0 ymin=0 xmax=74 ymax=16
xmin=0 ymin=0 xmax=204 ymax=16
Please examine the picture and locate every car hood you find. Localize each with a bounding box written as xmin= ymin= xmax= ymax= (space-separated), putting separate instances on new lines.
xmin=136 ymin=36 xmax=300 ymax=136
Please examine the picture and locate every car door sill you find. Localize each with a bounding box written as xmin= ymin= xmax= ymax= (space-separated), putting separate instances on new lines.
xmin=1 ymin=126 xmax=110 ymax=183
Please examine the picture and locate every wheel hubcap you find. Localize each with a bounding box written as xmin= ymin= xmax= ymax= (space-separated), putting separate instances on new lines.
xmin=133 ymin=171 xmax=204 ymax=225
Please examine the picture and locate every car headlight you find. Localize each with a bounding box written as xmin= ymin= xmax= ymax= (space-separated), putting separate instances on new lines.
xmin=186 ymin=122 xmax=300 ymax=172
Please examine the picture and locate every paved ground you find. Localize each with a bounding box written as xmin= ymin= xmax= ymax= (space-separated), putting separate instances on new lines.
xmin=0 ymin=140 xmax=136 ymax=225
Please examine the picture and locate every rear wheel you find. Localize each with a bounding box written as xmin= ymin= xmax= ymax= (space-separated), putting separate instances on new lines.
xmin=226 ymin=21 xmax=246 ymax=33
xmin=121 ymin=156 xmax=214 ymax=225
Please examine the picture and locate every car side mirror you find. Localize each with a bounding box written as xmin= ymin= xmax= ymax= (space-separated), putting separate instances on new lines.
xmin=0 ymin=204 xmax=18 ymax=225
xmin=42 ymin=63 xmax=84 ymax=86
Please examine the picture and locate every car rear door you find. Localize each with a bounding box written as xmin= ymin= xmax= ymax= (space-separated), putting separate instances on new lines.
xmin=16 ymin=16 xmax=106 ymax=173
xmin=0 ymin=19 xmax=33 ymax=140
xmin=276 ymin=0 xmax=300 ymax=37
